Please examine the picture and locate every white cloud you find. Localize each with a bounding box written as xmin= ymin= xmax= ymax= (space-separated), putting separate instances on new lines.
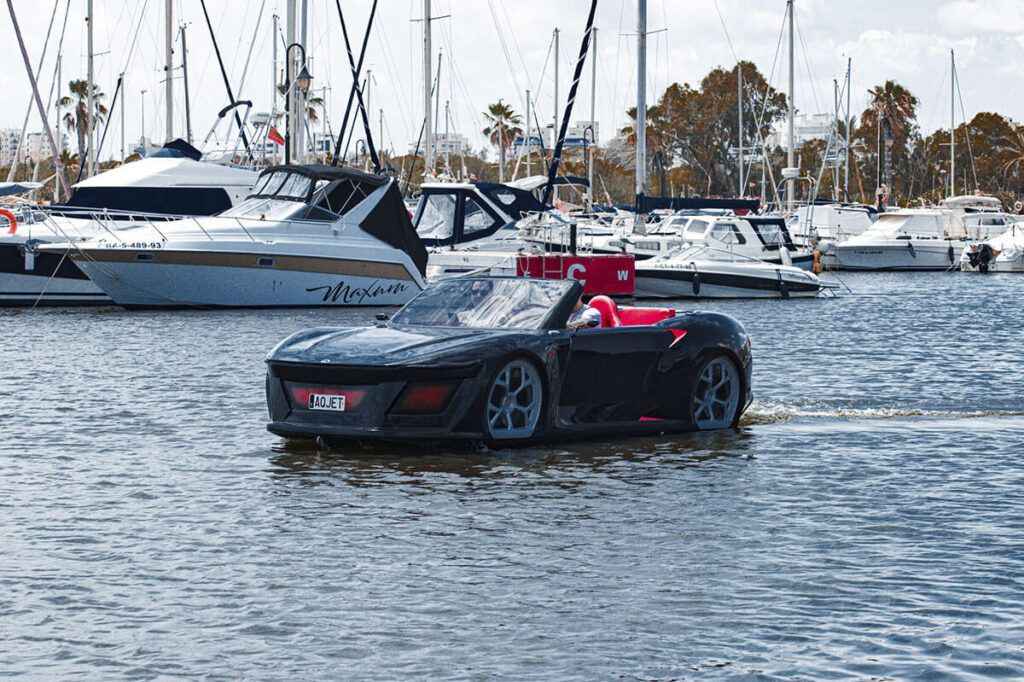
xmin=937 ymin=0 xmax=1024 ymax=35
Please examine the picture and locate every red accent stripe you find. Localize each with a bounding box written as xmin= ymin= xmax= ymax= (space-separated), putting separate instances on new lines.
xmin=667 ymin=329 xmax=687 ymax=348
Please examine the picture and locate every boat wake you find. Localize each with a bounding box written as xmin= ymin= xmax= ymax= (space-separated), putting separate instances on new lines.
xmin=741 ymin=399 xmax=1024 ymax=426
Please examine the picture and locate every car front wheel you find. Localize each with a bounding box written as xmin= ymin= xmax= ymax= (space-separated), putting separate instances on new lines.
xmin=484 ymin=359 xmax=544 ymax=442
xmin=692 ymin=354 xmax=741 ymax=430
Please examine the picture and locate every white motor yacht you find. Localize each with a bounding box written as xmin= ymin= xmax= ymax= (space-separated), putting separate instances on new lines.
xmin=634 ymin=244 xmax=832 ymax=299
xmin=789 ymin=203 xmax=877 ymax=248
xmin=40 ymin=165 xmax=427 ymax=308
xmin=0 ymin=140 xmax=258 ymax=306
xmin=593 ymin=213 xmax=814 ymax=269
xmin=825 ymin=196 xmax=1015 ymax=271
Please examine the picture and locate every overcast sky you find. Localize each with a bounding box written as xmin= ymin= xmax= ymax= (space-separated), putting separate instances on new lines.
xmin=2 ymin=0 xmax=1022 ymax=161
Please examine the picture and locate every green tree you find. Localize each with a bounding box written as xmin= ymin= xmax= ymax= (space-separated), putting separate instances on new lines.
xmin=623 ymin=62 xmax=787 ymax=198
xmin=482 ymin=99 xmax=522 ymax=183
xmin=58 ymin=80 xmax=107 ymax=165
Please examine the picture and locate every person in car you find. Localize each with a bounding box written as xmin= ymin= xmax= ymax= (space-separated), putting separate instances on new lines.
xmin=567 ymin=295 xmax=601 ymax=329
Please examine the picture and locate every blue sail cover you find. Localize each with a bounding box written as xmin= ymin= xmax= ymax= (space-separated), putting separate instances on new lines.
xmin=640 ymin=196 xmax=761 ymax=215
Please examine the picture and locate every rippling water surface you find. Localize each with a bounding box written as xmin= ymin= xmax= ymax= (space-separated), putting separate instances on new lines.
xmin=2 ymin=272 xmax=1023 ymax=679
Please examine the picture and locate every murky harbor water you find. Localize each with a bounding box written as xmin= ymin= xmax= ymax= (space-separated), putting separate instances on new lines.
xmin=2 ymin=272 xmax=1023 ymax=679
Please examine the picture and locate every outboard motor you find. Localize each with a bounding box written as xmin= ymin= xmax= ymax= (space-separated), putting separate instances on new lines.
xmin=967 ymin=243 xmax=995 ymax=274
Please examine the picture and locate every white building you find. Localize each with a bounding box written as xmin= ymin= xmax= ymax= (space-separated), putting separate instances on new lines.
xmin=407 ymin=132 xmax=468 ymax=158
xmin=766 ymin=113 xmax=835 ymax=149
xmin=0 ymin=128 xmax=22 ymax=167
xmin=513 ymin=120 xmax=599 ymax=156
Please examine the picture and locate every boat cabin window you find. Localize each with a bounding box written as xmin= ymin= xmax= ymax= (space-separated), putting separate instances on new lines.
xmin=492 ymin=191 xmax=518 ymax=206
xmin=249 ymin=171 xmax=312 ymax=201
xmin=752 ymin=221 xmax=789 ymax=248
xmin=315 ymin=177 xmax=377 ymax=216
xmin=463 ymin=196 xmax=500 ymax=237
xmin=416 ymin=194 xmax=457 ymax=240
xmin=280 ymin=174 xmax=312 ymax=199
xmin=709 ymin=222 xmax=746 ymax=244
xmin=684 ymin=218 xmax=710 ymax=239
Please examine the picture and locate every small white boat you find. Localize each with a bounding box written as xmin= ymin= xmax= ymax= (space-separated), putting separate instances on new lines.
xmin=960 ymin=222 xmax=1024 ymax=273
xmin=634 ymin=245 xmax=832 ymax=299
xmin=40 ymin=165 xmax=427 ymax=308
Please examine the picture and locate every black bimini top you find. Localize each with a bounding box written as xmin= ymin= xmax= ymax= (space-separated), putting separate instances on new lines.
xmin=254 ymin=164 xmax=427 ymax=276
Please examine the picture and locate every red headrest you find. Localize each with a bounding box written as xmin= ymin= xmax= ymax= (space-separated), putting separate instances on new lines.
xmin=587 ymin=295 xmax=621 ymax=327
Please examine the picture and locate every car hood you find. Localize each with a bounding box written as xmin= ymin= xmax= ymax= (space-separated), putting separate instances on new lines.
xmin=268 ymin=324 xmax=524 ymax=366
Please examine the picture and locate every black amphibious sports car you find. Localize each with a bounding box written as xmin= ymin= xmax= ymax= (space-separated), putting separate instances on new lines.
xmin=265 ymin=276 xmax=752 ymax=446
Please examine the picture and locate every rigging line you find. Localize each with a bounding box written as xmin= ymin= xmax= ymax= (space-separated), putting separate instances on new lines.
xmin=6 ymin=0 xmax=59 ymax=183
xmin=437 ymin=16 xmax=484 ymax=146
xmin=954 ymin=65 xmax=980 ymax=191
xmin=795 ymin=14 xmax=821 ymax=115
xmin=923 ymin=59 xmax=948 ymax=136
xmin=223 ymin=0 xmax=266 ymax=143
xmin=198 ymin=0 xmax=251 ymax=158
xmin=334 ymin=0 xmax=379 ymax=171
xmin=496 ymin=0 xmax=531 ymax=81
xmin=485 ymin=0 xmax=527 ymax=112
xmin=712 ymin=0 xmax=739 ymax=63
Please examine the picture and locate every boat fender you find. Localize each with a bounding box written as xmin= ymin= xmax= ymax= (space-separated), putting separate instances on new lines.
xmin=0 ymin=208 xmax=16 ymax=235
xmin=776 ymin=269 xmax=790 ymax=299
xmin=948 ymin=243 xmax=955 ymax=264
xmin=812 ymin=250 xmax=823 ymax=274
xmin=691 ymin=267 xmax=701 ymax=296
xmin=907 ymin=241 xmax=916 ymax=259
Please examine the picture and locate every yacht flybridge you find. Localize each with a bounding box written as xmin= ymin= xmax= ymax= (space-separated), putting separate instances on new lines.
xmin=40 ymin=165 xmax=427 ymax=308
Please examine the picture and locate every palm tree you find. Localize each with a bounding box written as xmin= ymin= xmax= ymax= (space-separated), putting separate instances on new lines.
xmin=482 ymin=100 xmax=522 ymax=182
xmin=862 ymin=80 xmax=918 ymax=132
xmin=276 ymin=83 xmax=324 ymax=124
xmin=58 ymin=80 xmax=107 ymax=164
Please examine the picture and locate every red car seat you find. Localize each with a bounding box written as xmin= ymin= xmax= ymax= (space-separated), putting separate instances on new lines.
xmin=587 ymin=295 xmax=621 ymax=327
xmin=618 ymin=307 xmax=676 ymax=326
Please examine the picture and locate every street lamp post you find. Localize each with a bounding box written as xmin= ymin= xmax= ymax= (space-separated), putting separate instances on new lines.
xmin=582 ymin=125 xmax=595 ymax=211
xmin=284 ymin=42 xmax=313 ymax=165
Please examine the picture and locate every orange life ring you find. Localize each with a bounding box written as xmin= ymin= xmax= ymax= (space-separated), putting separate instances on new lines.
xmin=0 ymin=208 xmax=16 ymax=235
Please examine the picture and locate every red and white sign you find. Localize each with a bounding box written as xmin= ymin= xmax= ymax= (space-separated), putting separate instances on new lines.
xmin=516 ymin=254 xmax=635 ymax=295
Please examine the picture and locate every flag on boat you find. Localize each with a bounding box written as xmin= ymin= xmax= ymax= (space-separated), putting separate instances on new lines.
xmin=267 ymin=126 xmax=285 ymax=146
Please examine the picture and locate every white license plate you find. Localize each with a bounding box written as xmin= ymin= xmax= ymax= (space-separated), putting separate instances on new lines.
xmin=308 ymin=393 xmax=346 ymax=411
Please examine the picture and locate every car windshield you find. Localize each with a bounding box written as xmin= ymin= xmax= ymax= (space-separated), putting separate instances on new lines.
xmin=391 ymin=277 xmax=572 ymax=330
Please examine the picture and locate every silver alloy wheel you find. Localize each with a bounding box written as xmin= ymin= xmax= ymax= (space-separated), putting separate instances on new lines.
xmin=485 ymin=359 xmax=543 ymax=440
xmin=692 ymin=355 xmax=741 ymax=430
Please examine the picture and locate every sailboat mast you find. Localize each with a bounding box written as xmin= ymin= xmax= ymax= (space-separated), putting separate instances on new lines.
xmin=423 ymin=0 xmax=432 ymax=177
xmin=785 ymin=0 xmax=794 ymax=210
xmin=590 ymin=26 xmax=597 ymax=208
xmin=950 ymin=49 xmax=956 ymax=197
xmin=165 ymin=0 xmax=173 ymax=142
xmin=87 ymin=0 xmax=94 ymax=176
xmin=738 ymin=65 xmax=743 ymax=198
xmin=845 ymin=58 xmax=851 ymax=198
xmin=636 ymin=0 xmax=647 ymax=210
xmin=554 ymin=28 xmax=559 ymax=158
xmin=181 ymin=25 xmax=192 ymax=145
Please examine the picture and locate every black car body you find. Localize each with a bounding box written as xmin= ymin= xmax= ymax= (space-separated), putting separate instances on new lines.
xmin=266 ymin=277 xmax=752 ymax=446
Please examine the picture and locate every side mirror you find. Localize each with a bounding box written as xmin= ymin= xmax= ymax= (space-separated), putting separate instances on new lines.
xmin=375 ymin=312 xmax=389 ymax=321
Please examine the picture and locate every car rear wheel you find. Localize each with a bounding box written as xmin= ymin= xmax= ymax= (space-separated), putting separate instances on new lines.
xmin=692 ymin=354 xmax=741 ymax=430
xmin=485 ymin=359 xmax=543 ymax=441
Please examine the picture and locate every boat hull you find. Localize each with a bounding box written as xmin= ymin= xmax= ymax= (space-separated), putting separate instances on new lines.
xmin=634 ymin=264 xmax=822 ymax=299
xmin=70 ymin=248 xmax=423 ymax=308
xmin=0 ymin=242 xmax=110 ymax=306
xmin=831 ymin=241 xmax=959 ymax=271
